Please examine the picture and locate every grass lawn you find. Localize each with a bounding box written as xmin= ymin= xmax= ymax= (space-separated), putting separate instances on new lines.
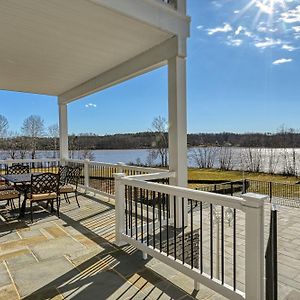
xmin=188 ymin=168 xmax=299 ymax=184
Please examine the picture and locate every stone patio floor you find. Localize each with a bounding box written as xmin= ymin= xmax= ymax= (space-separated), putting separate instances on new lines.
xmin=0 ymin=191 xmax=300 ymax=299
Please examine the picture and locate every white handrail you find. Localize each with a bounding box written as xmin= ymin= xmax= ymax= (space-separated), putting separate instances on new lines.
xmin=0 ymin=158 xmax=59 ymax=164
xmin=122 ymin=176 xmax=245 ymax=210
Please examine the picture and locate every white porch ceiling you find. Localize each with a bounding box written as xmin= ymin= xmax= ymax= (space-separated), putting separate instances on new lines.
xmin=0 ymin=0 xmax=173 ymax=96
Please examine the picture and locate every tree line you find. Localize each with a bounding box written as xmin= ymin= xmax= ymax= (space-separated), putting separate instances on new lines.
xmin=1 ymin=113 xmax=300 ymax=170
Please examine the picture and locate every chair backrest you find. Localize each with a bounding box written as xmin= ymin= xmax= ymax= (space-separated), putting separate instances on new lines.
xmin=59 ymin=165 xmax=69 ymax=185
xmin=66 ymin=167 xmax=81 ymax=186
xmin=31 ymin=173 xmax=59 ymax=194
xmin=7 ymin=164 xmax=30 ymax=175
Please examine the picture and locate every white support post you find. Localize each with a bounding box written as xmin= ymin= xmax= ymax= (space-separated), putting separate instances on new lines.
xmin=194 ymin=280 xmax=200 ymax=291
xmin=58 ymin=102 xmax=69 ymax=163
xmin=168 ymin=56 xmax=187 ymax=188
xmin=117 ymin=162 xmax=125 ymax=174
xmin=168 ymin=55 xmax=188 ymax=226
xmin=114 ymin=173 xmax=127 ymax=246
xmin=177 ymin=0 xmax=187 ymax=15
xmin=242 ymin=193 xmax=266 ymax=300
xmin=84 ymin=159 xmax=90 ymax=192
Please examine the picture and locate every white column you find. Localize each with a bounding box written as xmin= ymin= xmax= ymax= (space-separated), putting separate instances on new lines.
xmin=177 ymin=0 xmax=187 ymax=15
xmin=84 ymin=159 xmax=90 ymax=192
xmin=114 ymin=173 xmax=127 ymax=246
xmin=58 ymin=102 xmax=69 ymax=162
xmin=168 ymin=56 xmax=188 ymax=226
xmin=168 ymin=56 xmax=187 ymax=187
xmin=242 ymin=193 xmax=266 ymax=300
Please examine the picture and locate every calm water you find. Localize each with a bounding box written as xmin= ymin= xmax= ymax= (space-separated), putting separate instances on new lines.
xmin=1 ymin=147 xmax=300 ymax=174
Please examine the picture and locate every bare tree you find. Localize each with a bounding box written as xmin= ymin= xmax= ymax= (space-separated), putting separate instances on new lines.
xmin=241 ymin=148 xmax=263 ymax=172
xmin=281 ymin=148 xmax=298 ymax=176
xmin=78 ymin=149 xmax=95 ymax=161
xmin=267 ymin=148 xmax=280 ymax=174
xmin=191 ymin=147 xmax=216 ymax=168
xmin=69 ymin=135 xmax=79 ymax=159
xmin=148 ymin=116 xmax=168 ymax=167
xmin=0 ymin=114 xmax=8 ymax=138
xmin=218 ymin=147 xmax=234 ymax=170
xmin=48 ymin=124 xmax=59 ymax=158
xmin=21 ymin=115 xmax=45 ymax=159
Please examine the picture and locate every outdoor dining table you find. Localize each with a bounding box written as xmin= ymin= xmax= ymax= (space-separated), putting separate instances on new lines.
xmin=1 ymin=173 xmax=40 ymax=217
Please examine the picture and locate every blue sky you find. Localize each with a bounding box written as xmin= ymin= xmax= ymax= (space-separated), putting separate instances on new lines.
xmin=1 ymin=0 xmax=300 ymax=134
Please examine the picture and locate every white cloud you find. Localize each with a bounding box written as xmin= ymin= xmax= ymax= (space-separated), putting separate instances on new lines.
xmin=244 ymin=30 xmax=254 ymax=38
xmin=272 ymin=58 xmax=293 ymax=65
xmin=85 ymin=103 xmax=97 ymax=108
xmin=234 ymin=10 xmax=240 ymax=14
xmin=292 ymin=26 xmax=300 ymax=32
xmin=254 ymin=38 xmax=282 ymax=49
xmin=227 ymin=38 xmax=243 ymax=46
xmin=280 ymin=5 xmax=300 ymax=23
xmin=207 ymin=23 xmax=232 ymax=35
xmin=282 ymin=44 xmax=296 ymax=51
xmin=235 ymin=26 xmax=244 ymax=35
xmin=196 ymin=25 xmax=203 ymax=30
xmin=211 ymin=1 xmax=222 ymax=8
xmin=255 ymin=1 xmax=274 ymax=14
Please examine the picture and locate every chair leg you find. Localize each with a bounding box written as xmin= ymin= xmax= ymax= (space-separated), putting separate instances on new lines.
xmin=12 ymin=199 xmax=16 ymax=210
xmin=66 ymin=194 xmax=71 ymax=204
xmin=75 ymin=191 xmax=80 ymax=208
xmin=63 ymin=193 xmax=69 ymax=204
xmin=50 ymin=200 xmax=54 ymax=213
xmin=30 ymin=202 xmax=33 ymax=223
xmin=56 ymin=198 xmax=60 ymax=218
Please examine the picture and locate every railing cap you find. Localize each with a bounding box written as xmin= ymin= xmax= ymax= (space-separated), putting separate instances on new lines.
xmin=242 ymin=193 xmax=267 ymax=208
xmin=114 ymin=173 xmax=126 ymax=179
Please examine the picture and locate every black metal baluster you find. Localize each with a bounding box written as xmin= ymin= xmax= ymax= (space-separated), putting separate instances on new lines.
xmin=166 ymin=194 xmax=169 ymax=256
xmin=182 ymin=197 xmax=185 ymax=264
xmin=159 ymin=193 xmax=162 ymax=252
xmin=134 ymin=187 xmax=138 ymax=240
xmin=140 ymin=188 xmax=144 ymax=243
xmin=200 ymin=201 xmax=203 ymax=273
xmin=147 ymin=190 xmax=149 ymax=246
xmin=210 ymin=203 xmax=213 ymax=279
xmin=190 ymin=199 xmax=194 ymax=269
xmin=174 ymin=196 xmax=177 ymax=260
xmin=221 ymin=206 xmax=224 ymax=284
xmin=125 ymin=185 xmax=128 ymax=235
xmin=130 ymin=186 xmax=133 ymax=238
xmin=233 ymin=209 xmax=236 ymax=290
xmin=153 ymin=191 xmax=156 ymax=249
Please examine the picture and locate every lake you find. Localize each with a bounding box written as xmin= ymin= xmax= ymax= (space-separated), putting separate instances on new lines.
xmin=1 ymin=147 xmax=300 ymax=175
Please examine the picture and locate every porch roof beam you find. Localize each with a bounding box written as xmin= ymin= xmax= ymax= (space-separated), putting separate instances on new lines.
xmin=89 ymin=0 xmax=190 ymax=38
xmin=59 ymin=36 xmax=180 ymax=104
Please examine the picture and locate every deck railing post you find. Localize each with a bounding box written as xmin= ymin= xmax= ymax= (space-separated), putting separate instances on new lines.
xmin=117 ymin=162 xmax=125 ymax=174
xmin=114 ymin=173 xmax=127 ymax=246
xmin=242 ymin=193 xmax=267 ymax=300
xmin=84 ymin=159 xmax=90 ymax=192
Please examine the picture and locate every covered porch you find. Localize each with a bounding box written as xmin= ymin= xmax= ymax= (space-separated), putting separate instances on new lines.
xmin=0 ymin=1 xmax=270 ymax=299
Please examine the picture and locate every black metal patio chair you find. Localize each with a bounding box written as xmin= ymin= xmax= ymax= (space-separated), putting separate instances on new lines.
xmin=26 ymin=173 xmax=60 ymax=222
xmin=0 ymin=188 xmax=20 ymax=211
xmin=59 ymin=166 xmax=81 ymax=208
xmin=6 ymin=164 xmax=30 ymax=175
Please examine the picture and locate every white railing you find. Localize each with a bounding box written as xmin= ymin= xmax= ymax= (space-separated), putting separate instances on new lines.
xmin=0 ymin=158 xmax=60 ymax=174
xmin=65 ymin=158 xmax=169 ymax=198
xmin=115 ymin=172 xmax=266 ymax=300
xmin=0 ymin=157 xmax=266 ymax=298
xmin=0 ymin=158 xmax=168 ymax=197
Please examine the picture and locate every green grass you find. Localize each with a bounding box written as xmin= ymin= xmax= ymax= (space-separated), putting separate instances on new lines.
xmin=188 ymin=168 xmax=299 ymax=184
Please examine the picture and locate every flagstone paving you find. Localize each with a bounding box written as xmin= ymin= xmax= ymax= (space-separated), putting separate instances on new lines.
xmin=0 ymin=191 xmax=300 ymax=299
